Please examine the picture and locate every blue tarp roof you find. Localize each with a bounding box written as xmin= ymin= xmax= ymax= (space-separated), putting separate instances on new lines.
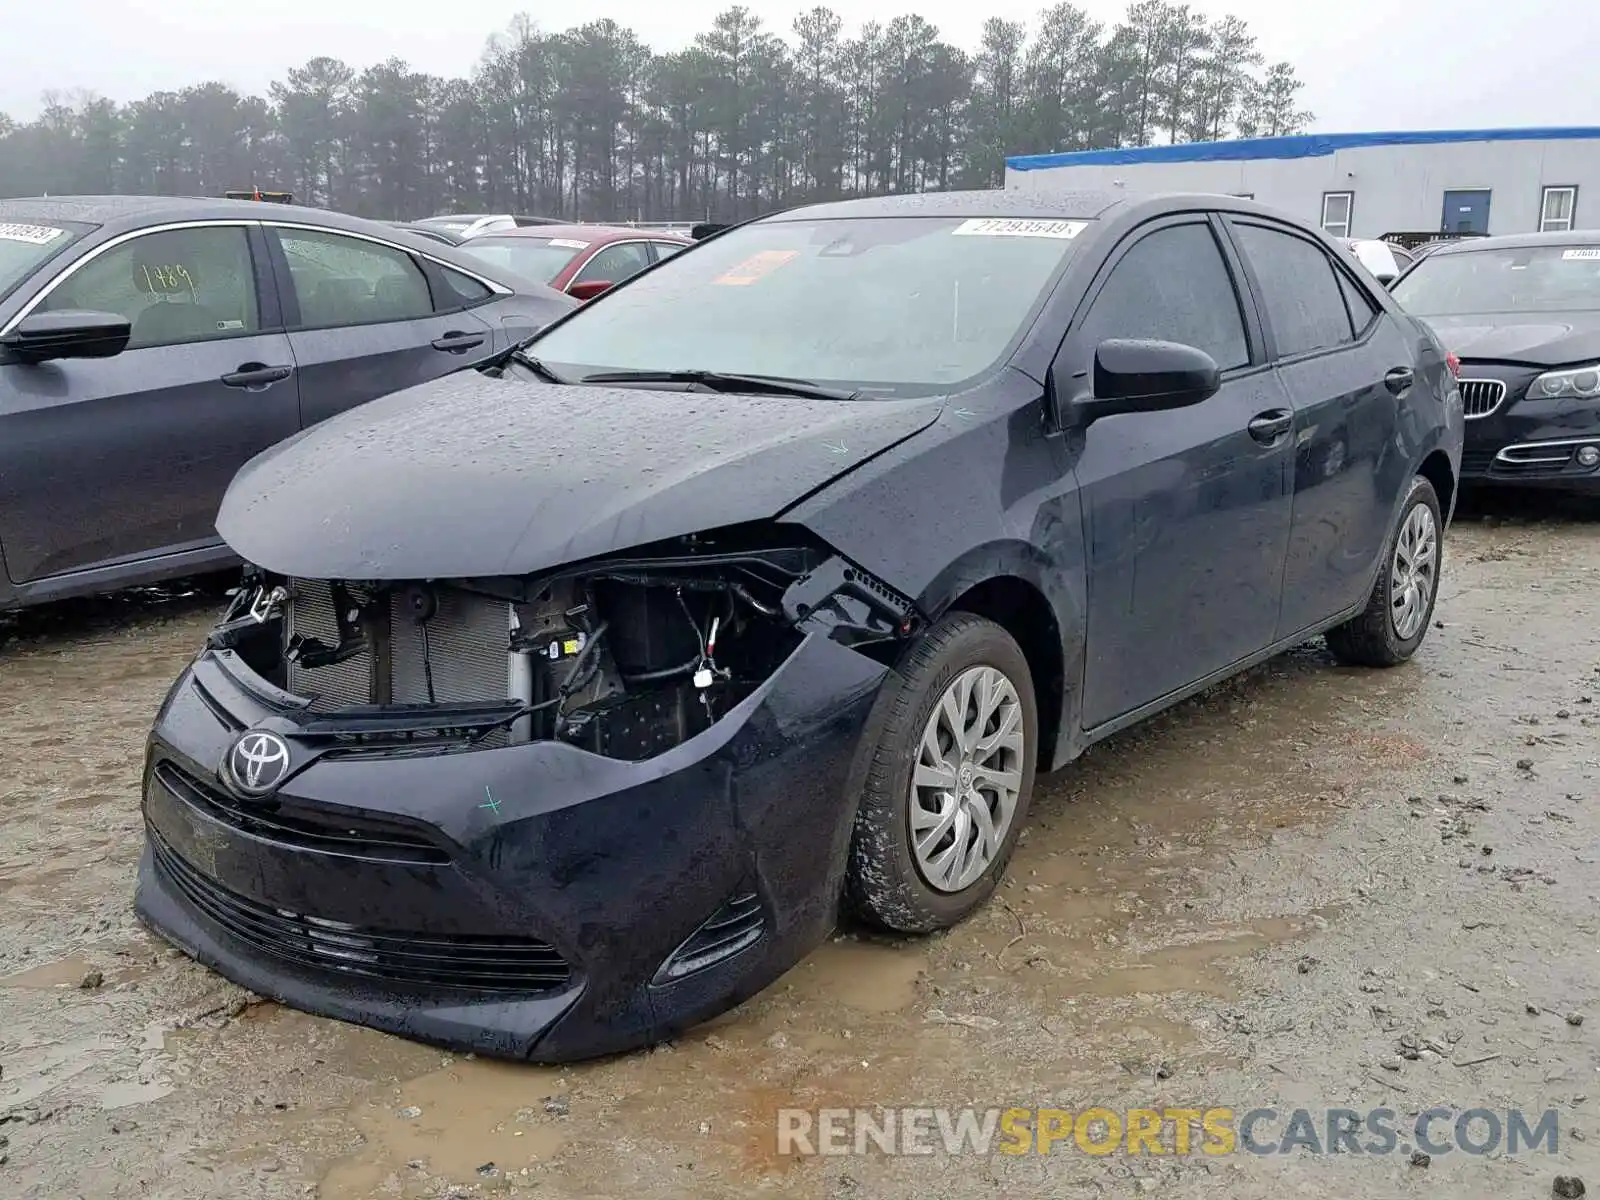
xmin=1006 ymin=126 xmax=1600 ymax=171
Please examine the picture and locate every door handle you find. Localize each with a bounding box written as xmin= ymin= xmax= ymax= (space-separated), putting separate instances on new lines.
xmin=431 ymin=331 xmax=487 ymax=353
xmin=1247 ymin=409 xmax=1294 ymax=444
xmin=1385 ymin=366 xmax=1415 ymax=395
xmin=221 ymin=363 xmax=293 ymax=390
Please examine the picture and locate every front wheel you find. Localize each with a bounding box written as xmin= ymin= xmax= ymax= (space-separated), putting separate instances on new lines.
xmin=845 ymin=612 xmax=1038 ymax=934
xmin=1326 ymin=474 xmax=1443 ymax=667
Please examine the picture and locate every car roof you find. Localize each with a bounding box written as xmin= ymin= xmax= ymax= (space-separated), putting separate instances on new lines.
xmin=766 ymin=189 xmax=1122 ymax=222
xmin=1425 ymin=229 xmax=1600 ymax=256
xmin=0 ymin=194 xmax=414 ymax=238
xmin=0 ymin=195 xmax=578 ymax=306
xmin=760 ymin=188 xmax=1309 ymax=227
xmin=472 ymin=223 xmax=690 ymax=243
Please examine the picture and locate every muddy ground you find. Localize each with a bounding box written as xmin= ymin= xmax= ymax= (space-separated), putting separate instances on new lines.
xmin=2 ymin=493 xmax=1598 ymax=1200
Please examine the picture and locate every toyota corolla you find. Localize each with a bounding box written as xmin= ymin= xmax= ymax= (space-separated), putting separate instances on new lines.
xmin=136 ymin=190 xmax=1462 ymax=1062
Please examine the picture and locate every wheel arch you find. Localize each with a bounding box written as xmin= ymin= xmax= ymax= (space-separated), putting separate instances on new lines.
xmin=1417 ymin=448 xmax=1457 ymax=527
xmin=913 ymin=541 xmax=1085 ymax=773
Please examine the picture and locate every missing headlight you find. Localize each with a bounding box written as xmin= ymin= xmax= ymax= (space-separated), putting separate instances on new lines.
xmin=207 ymin=532 xmax=920 ymax=761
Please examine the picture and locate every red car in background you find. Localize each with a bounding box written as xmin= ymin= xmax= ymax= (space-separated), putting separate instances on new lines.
xmin=454 ymin=224 xmax=693 ymax=301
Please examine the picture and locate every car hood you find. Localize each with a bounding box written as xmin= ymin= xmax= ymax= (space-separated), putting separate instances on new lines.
xmin=217 ymin=370 xmax=944 ymax=580
xmin=1418 ymin=312 xmax=1600 ymax=366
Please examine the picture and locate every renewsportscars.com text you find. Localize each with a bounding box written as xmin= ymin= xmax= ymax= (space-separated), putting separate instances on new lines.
xmin=776 ymin=1106 xmax=1561 ymax=1157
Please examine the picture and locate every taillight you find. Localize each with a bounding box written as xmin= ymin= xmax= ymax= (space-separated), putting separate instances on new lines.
xmin=1446 ymin=351 xmax=1461 ymax=378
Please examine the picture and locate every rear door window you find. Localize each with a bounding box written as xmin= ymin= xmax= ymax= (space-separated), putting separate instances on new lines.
xmin=1232 ymin=222 xmax=1355 ymax=358
xmin=1075 ymin=221 xmax=1250 ymax=370
xmin=274 ymin=228 xmax=434 ymax=328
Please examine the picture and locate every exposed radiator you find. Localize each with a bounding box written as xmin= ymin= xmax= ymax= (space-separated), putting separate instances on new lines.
xmin=285 ymin=581 xmax=514 ymax=715
xmin=389 ymin=588 xmax=514 ymax=706
xmin=285 ymin=580 xmax=373 ymax=710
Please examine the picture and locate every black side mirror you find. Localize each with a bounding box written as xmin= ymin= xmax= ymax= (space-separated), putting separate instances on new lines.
xmin=0 ymin=310 xmax=132 ymax=363
xmin=1065 ymin=338 xmax=1222 ymax=426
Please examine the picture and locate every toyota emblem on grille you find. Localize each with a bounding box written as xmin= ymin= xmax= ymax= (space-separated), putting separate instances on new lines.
xmin=226 ymin=730 xmax=292 ymax=797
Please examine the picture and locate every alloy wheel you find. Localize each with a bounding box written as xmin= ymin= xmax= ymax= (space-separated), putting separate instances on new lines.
xmin=909 ymin=665 xmax=1026 ymax=893
xmin=1389 ymin=502 xmax=1438 ymax=641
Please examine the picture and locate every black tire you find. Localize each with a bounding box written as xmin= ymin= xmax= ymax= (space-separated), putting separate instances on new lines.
xmin=1326 ymin=475 xmax=1443 ymax=667
xmin=845 ymin=612 xmax=1039 ymax=934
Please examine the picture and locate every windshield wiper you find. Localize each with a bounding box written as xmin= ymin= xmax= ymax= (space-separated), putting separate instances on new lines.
xmin=577 ymin=369 xmax=859 ymax=401
xmin=479 ymin=334 xmax=570 ymax=383
xmin=507 ymin=349 xmax=569 ymax=384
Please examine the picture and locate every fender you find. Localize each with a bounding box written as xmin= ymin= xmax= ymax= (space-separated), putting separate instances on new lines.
xmin=913 ymin=538 xmax=1088 ymax=772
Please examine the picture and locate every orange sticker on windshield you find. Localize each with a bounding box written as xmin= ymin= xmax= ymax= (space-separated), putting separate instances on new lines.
xmin=713 ymin=250 xmax=798 ymax=286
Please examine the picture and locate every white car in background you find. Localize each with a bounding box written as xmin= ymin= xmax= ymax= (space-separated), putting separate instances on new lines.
xmin=1339 ymin=237 xmax=1416 ymax=286
xmin=412 ymin=213 xmax=563 ymax=239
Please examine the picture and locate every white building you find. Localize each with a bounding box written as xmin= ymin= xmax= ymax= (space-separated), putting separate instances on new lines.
xmin=1004 ymin=126 xmax=1600 ymax=240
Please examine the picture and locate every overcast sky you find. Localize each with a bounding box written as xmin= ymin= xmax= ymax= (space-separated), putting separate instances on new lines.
xmin=6 ymin=0 xmax=1594 ymax=140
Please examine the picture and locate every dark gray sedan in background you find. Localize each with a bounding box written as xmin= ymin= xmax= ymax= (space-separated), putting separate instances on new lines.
xmin=1390 ymin=230 xmax=1600 ymax=490
xmin=0 ymin=196 xmax=575 ymax=610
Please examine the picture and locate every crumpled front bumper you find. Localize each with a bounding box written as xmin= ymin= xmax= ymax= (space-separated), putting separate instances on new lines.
xmin=135 ymin=633 xmax=888 ymax=1061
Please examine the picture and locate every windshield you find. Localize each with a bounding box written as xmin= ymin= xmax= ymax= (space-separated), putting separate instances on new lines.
xmin=1392 ymin=244 xmax=1600 ymax=315
xmin=527 ymin=215 xmax=1090 ymax=395
xmin=0 ymin=220 xmax=91 ymax=303
xmin=456 ymin=236 xmax=585 ymax=283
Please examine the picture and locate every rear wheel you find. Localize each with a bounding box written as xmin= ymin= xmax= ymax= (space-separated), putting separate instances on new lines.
xmin=845 ymin=613 xmax=1038 ymax=934
xmin=1326 ymin=475 xmax=1443 ymax=666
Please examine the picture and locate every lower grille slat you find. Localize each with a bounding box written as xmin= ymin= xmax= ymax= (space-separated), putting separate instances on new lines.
xmin=154 ymin=760 xmax=449 ymax=864
xmin=150 ymin=830 xmax=572 ymax=994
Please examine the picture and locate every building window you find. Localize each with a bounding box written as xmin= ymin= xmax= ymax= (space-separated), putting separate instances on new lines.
xmin=1541 ymin=186 xmax=1578 ymax=233
xmin=1321 ymin=192 xmax=1354 ymax=238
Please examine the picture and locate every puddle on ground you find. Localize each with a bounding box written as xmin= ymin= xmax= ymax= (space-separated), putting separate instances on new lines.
xmin=101 ymin=1078 xmax=175 ymax=1109
xmin=320 ymin=1059 xmax=567 ymax=1198
xmin=1 ymin=954 xmax=97 ymax=988
xmin=783 ymin=937 xmax=926 ymax=1013
xmin=0 ymin=1033 xmax=122 ymax=1109
xmin=1064 ymin=923 xmax=1304 ymax=999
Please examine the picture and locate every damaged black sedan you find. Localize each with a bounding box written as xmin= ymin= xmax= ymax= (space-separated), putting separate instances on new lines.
xmin=136 ymin=190 xmax=1463 ymax=1061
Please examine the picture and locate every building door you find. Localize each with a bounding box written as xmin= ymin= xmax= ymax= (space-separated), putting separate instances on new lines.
xmin=1441 ymin=190 xmax=1491 ymax=234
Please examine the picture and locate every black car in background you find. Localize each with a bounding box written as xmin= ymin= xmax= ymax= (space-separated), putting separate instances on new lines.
xmin=1391 ymin=231 xmax=1600 ymax=489
xmin=0 ymin=196 xmax=575 ymax=610
xmin=137 ymin=189 xmax=1461 ymax=1062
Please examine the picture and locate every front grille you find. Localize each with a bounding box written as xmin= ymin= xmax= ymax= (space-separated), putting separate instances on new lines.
xmin=150 ymin=828 xmax=572 ymax=994
xmin=1461 ymin=447 xmax=1499 ymax=475
xmin=285 ymin=580 xmax=513 ymax=718
xmin=151 ymin=759 xmax=450 ymax=864
xmin=1459 ymin=379 xmax=1507 ymax=419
